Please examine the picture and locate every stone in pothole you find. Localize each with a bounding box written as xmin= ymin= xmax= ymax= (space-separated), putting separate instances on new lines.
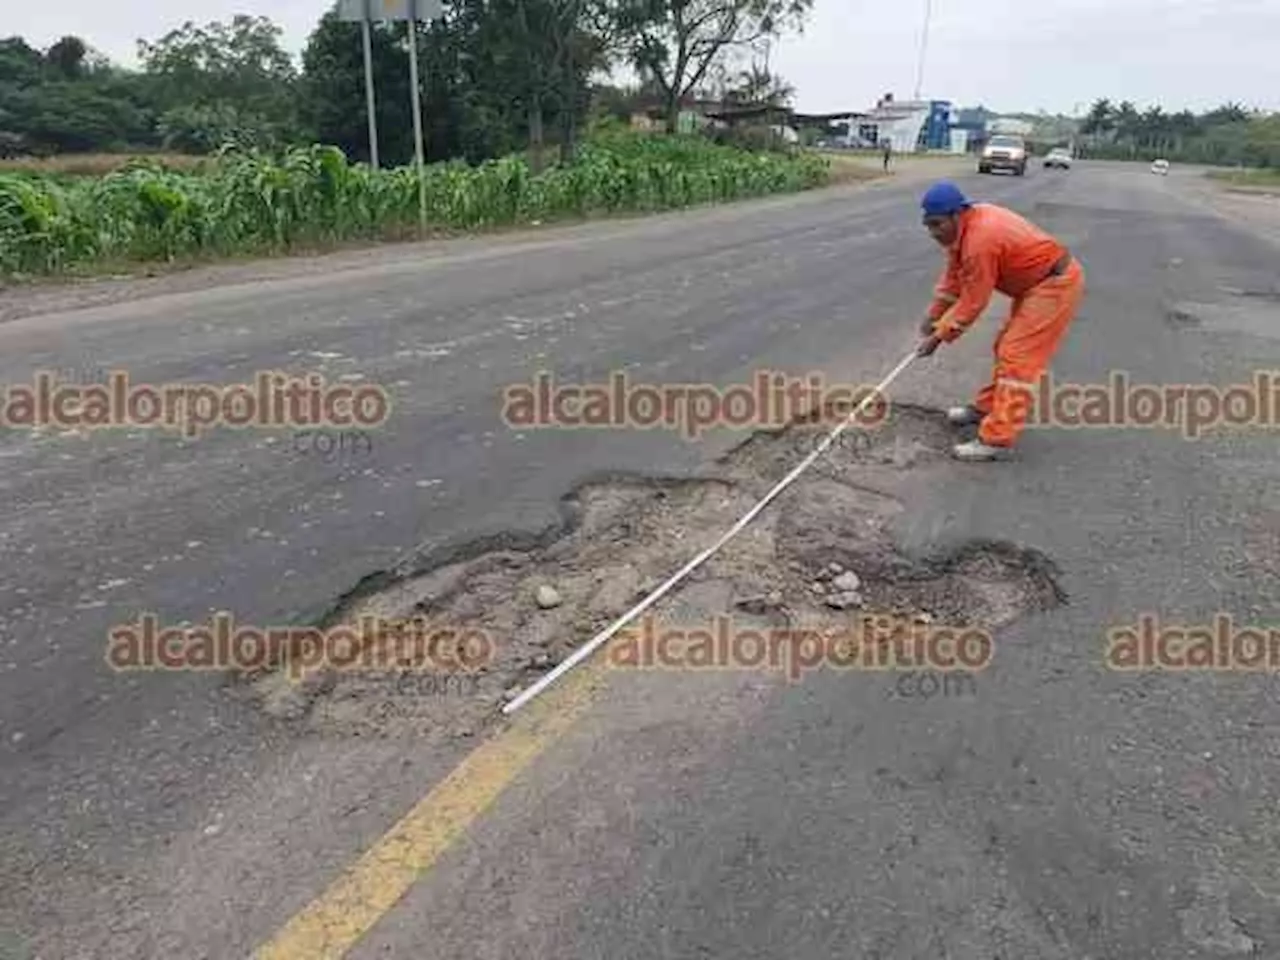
xmin=832 ymin=571 xmax=862 ymax=592
xmin=825 ymin=591 xmax=864 ymax=610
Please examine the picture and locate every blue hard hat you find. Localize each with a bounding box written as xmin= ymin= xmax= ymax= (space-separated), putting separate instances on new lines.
xmin=921 ymin=181 xmax=972 ymax=217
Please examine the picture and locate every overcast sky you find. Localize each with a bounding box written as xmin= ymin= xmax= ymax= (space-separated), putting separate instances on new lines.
xmin=8 ymin=0 xmax=1280 ymax=116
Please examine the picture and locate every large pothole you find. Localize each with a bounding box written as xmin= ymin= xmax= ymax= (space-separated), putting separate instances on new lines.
xmin=235 ymin=405 xmax=1066 ymax=739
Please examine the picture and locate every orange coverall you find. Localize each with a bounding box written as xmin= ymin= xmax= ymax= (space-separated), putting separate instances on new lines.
xmin=927 ymin=203 xmax=1085 ymax=447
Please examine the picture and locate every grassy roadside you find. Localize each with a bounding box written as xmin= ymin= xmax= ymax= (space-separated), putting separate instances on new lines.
xmin=0 ymin=135 xmax=846 ymax=283
xmin=0 ymin=141 xmax=979 ymax=291
xmin=817 ymin=151 xmax=886 ymax=185
xmin=0 ymin=152 xmax=212 ymax=177
xmin=1205 ymin=168 xmax=1280 ymax=193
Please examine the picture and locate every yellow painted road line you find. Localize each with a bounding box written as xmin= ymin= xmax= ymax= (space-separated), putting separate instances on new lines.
xmin=253 ymin=661 xmax=606 ymax=960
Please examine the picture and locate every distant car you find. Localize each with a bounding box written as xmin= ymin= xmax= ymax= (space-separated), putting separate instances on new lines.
xmin=1043 ymin=147 xmax=1073 ymax=170
xmin=979 ymin=135 xmax=1028 ymax=176
xmin=1151 ymin=158 xmax=1170 ymax=176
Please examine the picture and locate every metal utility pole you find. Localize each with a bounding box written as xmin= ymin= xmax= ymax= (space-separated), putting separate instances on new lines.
xmin=406 ymin=0 xmax=428 ymax=234
xmin=360 ymin=0 xmax=380 ymax=167
xmin=338 ymin=0 xmax=441 ymax=221
xmin=913 ymin=0 xmax=932 ymax=101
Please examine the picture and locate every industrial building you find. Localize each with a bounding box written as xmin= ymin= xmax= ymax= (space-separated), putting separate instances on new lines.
xmin=835 ymin=100 xmax=1036 ymax=153
xmin=851 ymin=93 xmax=962 ymax=153
xmin=628 ymin=90 xmax=1019 ymax=157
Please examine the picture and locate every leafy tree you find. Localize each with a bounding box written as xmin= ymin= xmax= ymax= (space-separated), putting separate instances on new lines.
xmin=4 ymin=81 xmax=151 ymax=151
xmin=1138 ymin=105 xmax=1165 ymax=149
xmin=616 ymin=0 xmax=814 ymax=132
xmin=0 ymin=35 xmax=158 ymax=152
xmin=1080 ymin=98 xmax=1113 ymax=137
xmin=296 ymin=0 xmax=606 ymax=169
xmin=1071 ymin=96 xmax=1279 ymax=167
xmin=137 ymin=15 xmax=298 ymax=149
xmin=722 ymin=62 xmax=794 ymax=106
xmin=1113 ymin=100 xmax=1139 ymax=142
xmin=0 ymin=37 xmax=45 ymax=86
xmin=1203 ymin=102 xmax=1249 ymax=127
xmin=157 ymin=102 xmax=281 ymax=152
xmin=299 ymin=11 xmax=415 ymax=165
xmin=45 ymin=36 xmax=87 ymax=78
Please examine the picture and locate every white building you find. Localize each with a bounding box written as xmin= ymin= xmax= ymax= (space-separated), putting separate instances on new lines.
xmin=850 ymin=94 xmax=957 ymax=153
xmin=854 ymin=95 xmax=930 ymax=152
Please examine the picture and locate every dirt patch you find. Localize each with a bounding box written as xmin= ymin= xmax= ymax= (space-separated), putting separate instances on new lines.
xmin=1180 ymin=176 xmax=1280 ymax=251
xmin=1167 ymin=299 xmax=1280 ymax=339
xmin=1165 ymin=307 xmax=1203 ymax=328
xmin=233 ymin=405 xmax=1066 ymax=740
xmin=1222 ymin=285 xmax=1280 ymax=303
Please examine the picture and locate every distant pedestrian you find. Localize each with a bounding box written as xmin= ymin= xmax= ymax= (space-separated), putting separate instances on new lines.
xmin=882 ymin=140 xmax=892 ymax=171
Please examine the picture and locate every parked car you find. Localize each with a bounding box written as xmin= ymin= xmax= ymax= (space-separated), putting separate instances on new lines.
xmin=979 ymin=135 xmax=1028 ymax=175
xmin=1044 ymin=147 xmax=1073 ymax=170
xmin=1151 ymin=158 xmax=1170 ymax=176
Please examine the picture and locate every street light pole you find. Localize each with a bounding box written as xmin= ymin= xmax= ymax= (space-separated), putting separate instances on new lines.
xmin=913 ymin=0 xmax=932 ymax=101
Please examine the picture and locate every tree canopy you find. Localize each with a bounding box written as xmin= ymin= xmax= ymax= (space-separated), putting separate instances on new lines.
xmin=5 ymin=10 xmax=1277 ymax=171
xmin=1078 ymin=97 xmax=1279 ymax=166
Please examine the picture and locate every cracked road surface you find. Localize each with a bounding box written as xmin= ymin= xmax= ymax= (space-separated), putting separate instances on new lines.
xmin=2 ymin=159 xmax=1279 ymax=959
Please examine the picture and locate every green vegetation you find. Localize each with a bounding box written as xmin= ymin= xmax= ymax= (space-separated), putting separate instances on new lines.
xmin=0 ymin=0 xmax=813 ymax=166
xmin=1205 ymin=168 xmax=1280 ymax=188
xmin=1075 ymin=100 xmax=1280 ymax=168
xmin=0 ymin=2 xmax=836 ymax=277
xmin=0 ymin=132 xmax=829 ymax=276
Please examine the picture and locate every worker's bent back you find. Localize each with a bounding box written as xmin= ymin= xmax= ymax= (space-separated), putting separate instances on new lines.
xmin=956 ymin=203 xmax=1069 ymax=301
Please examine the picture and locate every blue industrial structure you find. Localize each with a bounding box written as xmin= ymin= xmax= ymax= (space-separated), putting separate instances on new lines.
xmin=919 ymin=100 xmax=955 ymax=150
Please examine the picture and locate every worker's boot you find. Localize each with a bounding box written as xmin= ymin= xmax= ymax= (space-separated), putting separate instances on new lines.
xmin=952 ymin=439 xmax=1014 ymax=462
xmin=945 ymin=404 xmax=984 ymax=427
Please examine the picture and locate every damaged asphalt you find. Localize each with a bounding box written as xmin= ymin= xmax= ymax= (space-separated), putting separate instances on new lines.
xmin=2 ymin=158 xmax=1280 ymax=958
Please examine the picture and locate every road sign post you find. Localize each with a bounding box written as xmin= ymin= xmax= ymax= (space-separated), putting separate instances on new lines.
xmin=406 ymin=0 xmax=428 ymax=234
xmin=337 ymin=0 xmax=442 ymax=216
xmin=361 ymin=0 xmax=379 ymax=168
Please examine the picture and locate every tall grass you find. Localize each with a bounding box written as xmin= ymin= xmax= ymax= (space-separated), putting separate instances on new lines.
xmin=1206 ymin=168 xmax=1280 ymax=188
xmin=0 ymin=152 xmax=212 ymax=177
xmin=0 ymin=134 xmax=830 ymax=277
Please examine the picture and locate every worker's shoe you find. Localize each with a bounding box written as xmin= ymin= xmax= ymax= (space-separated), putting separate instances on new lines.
xmin=952 ymin=439 xmax=1014 ymax=462
xmin=945 ymin=404 xmax=984 ymax=426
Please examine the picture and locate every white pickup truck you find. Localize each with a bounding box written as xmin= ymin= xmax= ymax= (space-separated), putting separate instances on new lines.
xmin=979 ymin=135 xmax=1028 ymax=176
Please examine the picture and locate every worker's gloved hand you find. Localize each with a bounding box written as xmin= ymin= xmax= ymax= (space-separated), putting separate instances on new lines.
xmin=919 ymin=315 xmax=936 ymax=337
xmin=917 ymin=334 xmax=942 ymax=357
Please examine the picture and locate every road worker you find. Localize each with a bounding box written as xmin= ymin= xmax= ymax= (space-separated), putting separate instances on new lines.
xmin=915 ymin=181 xmax=1085 ymax=461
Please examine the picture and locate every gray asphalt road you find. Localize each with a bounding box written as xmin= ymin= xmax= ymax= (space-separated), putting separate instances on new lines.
xmin=3 ymin=158 xmax=1279 ymax=959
